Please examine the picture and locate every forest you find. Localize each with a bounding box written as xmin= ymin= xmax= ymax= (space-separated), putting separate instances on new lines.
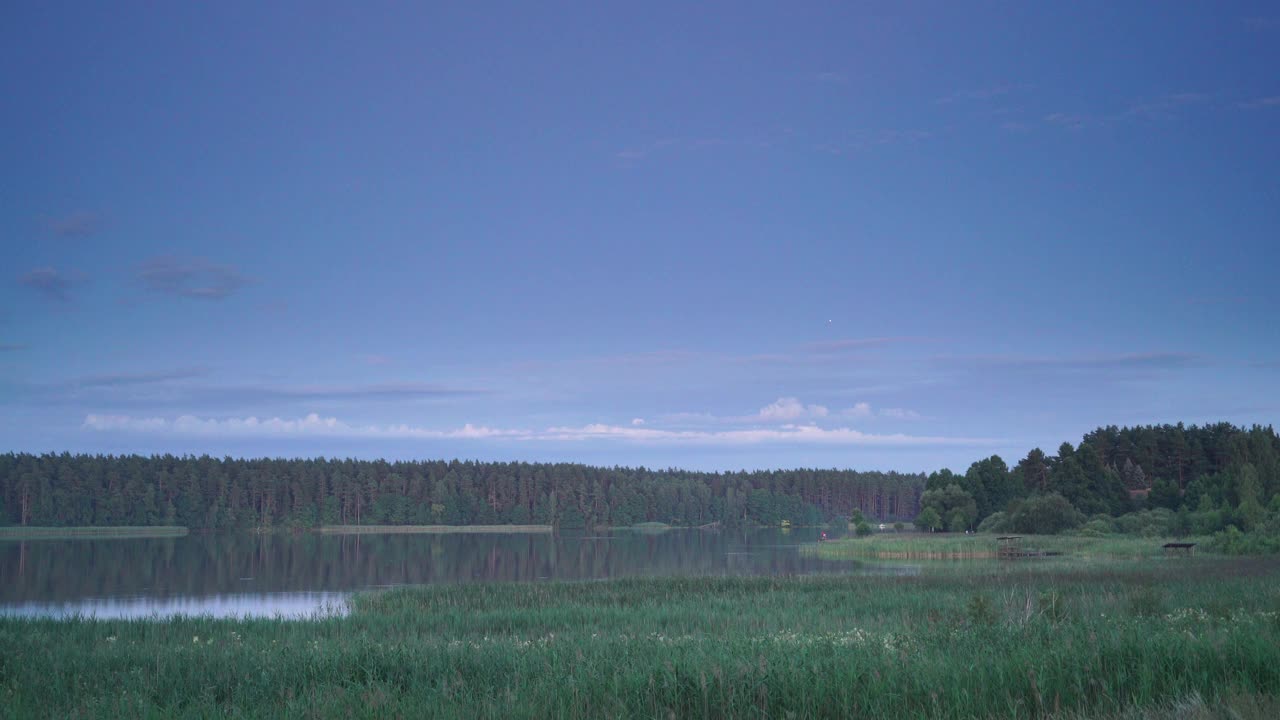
xmin=1 ymin=422 xmax=1277 ymax=532
xmin=0 ymin=453 xmax=923 ymax=529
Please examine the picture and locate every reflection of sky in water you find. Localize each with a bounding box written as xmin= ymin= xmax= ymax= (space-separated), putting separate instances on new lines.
xmin=0 ymin=592 xmax=350 ymax=619
xmin=1 ymin=529 xmax=923 ymax=619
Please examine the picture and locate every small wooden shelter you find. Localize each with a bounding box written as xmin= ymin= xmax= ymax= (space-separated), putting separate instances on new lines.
xmin=1162 ymin=542 xmax=1196 ymax=557
xmin=996 ymin=536 xmax=1023 ymax=559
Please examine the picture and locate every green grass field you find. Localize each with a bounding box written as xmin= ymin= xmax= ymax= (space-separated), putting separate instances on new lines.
xmin=3 ymin=557 xmax=1280 ymax=718
xmin=0 ymin=526 xmax=188 ymax=540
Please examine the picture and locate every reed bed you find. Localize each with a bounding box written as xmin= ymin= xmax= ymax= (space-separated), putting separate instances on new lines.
xmin=0 ymin=526 xmax=188 ymax=540
xmin=316 ymin=524 xmax=553 ymax=534
xmin=2 ymin=559 xmax=1279 ymax=718
xmin=809 ymin=533 xmax=1211 ymax=560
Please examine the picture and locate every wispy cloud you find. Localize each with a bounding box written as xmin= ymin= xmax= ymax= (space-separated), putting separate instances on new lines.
xmin=615 ymin=138 xmax=679 ymax=162
xmin=939 ymin=352 xmax=1207 ymax=375
xmin=1238 ymin=96 xmax=1280 ymax=110
xmin=1184 ymin=294 xmax=1248 ymax=306
xmin=815 ymin=129 xmax=933 ymax=156
xmin=1041 ymin=92 xmax=1217 ymax=131
xmin=935 ymin=83 xmax=1033 ymax=105
xmin=843 ymin=402 xmax=872 ymax=419
xmin=804 ymin=336 xmax=932 ymax=354
xmin=84 ymin=413 xmax=996 ymax=447
xmin=1124 ymin=92 xmax=1210 ymax=120
xmin=586 ymin=349 xmax=705 ymax=367
xmin=1043 ymin=112 xmax=1096 ymax=131
xmin=251 ymin=382 xmax=485 ymax=401
xmin=22 ymin=376 xmax=488 ymax=409
xmin=738 ymin=337 xmax=935 ymax=368
xmin=73 ymin=367 xmax=210 ymax=388
xmin=663 ymin=398 xmax=921 ymax=426
xmin=45 ymin=211 xmax=101 ymax=238
xmin=18 ymin=267 xmax=86 ymax=302
xmin=756 ymin=397 xmax=829 ymax=422
xmin=137 ymin=256 xmax=252 ymax=300
xmin=1242 ymin=17 xmax=1280 ymax=31
xmin=843 ymin=402 xmax=922 ymax=420
xmin=615 ymin=137 xmax=771 ymax=164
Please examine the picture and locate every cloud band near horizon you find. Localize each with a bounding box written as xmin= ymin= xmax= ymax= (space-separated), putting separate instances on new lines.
xmin=82 ymin=413 xmax=999 ymax=447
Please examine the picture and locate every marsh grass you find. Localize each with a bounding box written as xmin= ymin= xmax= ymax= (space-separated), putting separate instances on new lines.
xmin=0 ymin=526 xmax=188 ymax=540
xmin=810 ymin=532 xmax=1212 ymax=560
xmin=3 ymin=559 xmax=1279 ymax=718
xmin=316 ymin=524 xmax=552 ymax=534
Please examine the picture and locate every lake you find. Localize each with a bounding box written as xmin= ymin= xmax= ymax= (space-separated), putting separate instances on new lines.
xmin=0 ymin=527 xmax=909 ymax=619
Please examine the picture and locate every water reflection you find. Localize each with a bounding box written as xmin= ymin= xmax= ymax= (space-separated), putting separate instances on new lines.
xmin=0 ymin=528 xmax=909 ymax=618
xmin=0 ymin=592 xmax=350 ymax=620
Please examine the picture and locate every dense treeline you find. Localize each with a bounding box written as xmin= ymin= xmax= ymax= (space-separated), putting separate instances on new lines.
xmin=0 ymin=453 xmax=923 ymax=529
xmin=916 ymin=423 xmax=1280 ymax=543
xmin=3 ymin=422 xmax=1276 ymax=533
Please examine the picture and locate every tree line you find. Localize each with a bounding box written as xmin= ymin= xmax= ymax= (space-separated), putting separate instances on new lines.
xmin=2 ymin=422 xmax=1276 ymax=533
xmin=0 ymin=453 xmax=923 ymax=529
xmin=915 ymin=423 xmax=1280 ymax=540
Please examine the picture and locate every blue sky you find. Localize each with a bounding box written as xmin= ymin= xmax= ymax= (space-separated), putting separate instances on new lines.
xmin=2 ymin=1 xmax=1278 ymax=471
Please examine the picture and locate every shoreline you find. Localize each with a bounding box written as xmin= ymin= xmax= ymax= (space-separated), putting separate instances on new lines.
xmin=315 ymin=524 xmax=553 ymax=534
xmin=0 ymin=526 xmax=189 ymax=540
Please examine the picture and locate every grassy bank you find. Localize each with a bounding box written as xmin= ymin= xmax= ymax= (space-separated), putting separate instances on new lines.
xmin=0 ymin=526 xmax=188 ymax=541
xmin=808 ymin=532 xmax=1211 ymax=560
xmin=316 ymin=524 xmax=552 ymax=534
xmin=4 ymin=558 xmax=1280 ymax=718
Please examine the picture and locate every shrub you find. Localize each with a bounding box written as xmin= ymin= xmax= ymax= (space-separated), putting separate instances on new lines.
xmin=976 ymin=511 xmax=1009 ymax=534
xmin=966 ymin=594 xmax=997 ymax=626
xmin=1009 ymin=493 xmax=1085 ymax=535
xmin=1077 ymin=518 xmax=1114 ymax=537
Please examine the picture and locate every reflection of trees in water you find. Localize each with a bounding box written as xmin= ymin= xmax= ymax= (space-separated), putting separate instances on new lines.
xmin=0 ymin=531 xmax=858 ymax=603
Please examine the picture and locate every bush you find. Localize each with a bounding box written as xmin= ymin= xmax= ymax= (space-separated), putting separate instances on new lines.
xmin=966 ymin=594 xmax=997 ymax=626
xmin=1208 ymin=518 xmax=1280 ymax=555
xmin=1087 ymin=514 xmax=1117 ymax=532
xmin=1008 ymin=493 xmax=1085 ymax=535
xmin=855 ymin=521 xmax=873 ymax=537
xmin=1114 ymin=508 xmax=1174 ymax=537
xmin=1077 ymin=518 xmax=1114 ymax=537
xmin=976 ymin=511 xmax=1009 ymax=534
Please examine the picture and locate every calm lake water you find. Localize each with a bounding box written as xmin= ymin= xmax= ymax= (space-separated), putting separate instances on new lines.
xmin=0 ymin=528 xmax=909 ymax=619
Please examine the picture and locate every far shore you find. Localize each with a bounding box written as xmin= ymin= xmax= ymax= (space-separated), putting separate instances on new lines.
xmin=316 ymin=524 xmax=553 ymax=535
xmin=0 ymin=526 xmax=189 ymax=541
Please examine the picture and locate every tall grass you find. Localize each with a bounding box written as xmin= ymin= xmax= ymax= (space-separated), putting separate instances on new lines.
xmin=3 ymin=559 xmax=1279 ymax=718
xmin=316 ymin=524 xmax=552 ymax=534
xmin=0 ymin=526 xmax=188 ymax=540
xmin=809 ymin=532 xmax=1212 ymax=559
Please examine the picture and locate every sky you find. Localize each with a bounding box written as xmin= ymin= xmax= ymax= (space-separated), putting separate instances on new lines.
xmin=2 ymin=1 xmax=1278 ymax=472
